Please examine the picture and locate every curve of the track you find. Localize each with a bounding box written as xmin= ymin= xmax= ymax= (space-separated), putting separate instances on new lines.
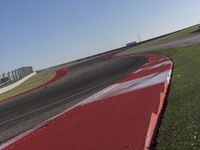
xmin=0 ymin=55 xmax=147 ymax=144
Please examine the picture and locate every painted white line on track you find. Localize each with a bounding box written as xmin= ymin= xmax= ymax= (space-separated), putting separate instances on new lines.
xmin=147 ymin=60 xmax=172 ymax=70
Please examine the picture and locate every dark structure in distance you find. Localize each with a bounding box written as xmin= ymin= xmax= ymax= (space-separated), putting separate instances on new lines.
xmin=0 ymin=66 xmax=33 ymax=88
xmin=126 ymin=41 xmax=137 ymax=47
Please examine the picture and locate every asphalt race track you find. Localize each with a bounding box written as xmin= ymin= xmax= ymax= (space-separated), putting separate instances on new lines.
xmin=0 ymin=54 xmax=173 ymax=150
xmin=0 ymin=54 xmax=146 ymax=144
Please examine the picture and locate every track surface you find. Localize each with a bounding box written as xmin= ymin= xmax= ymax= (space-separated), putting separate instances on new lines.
xmin=0 ymin=54 xmax=146 ymax=144
xmin=1 ymin=55 xmax=172 ymax=150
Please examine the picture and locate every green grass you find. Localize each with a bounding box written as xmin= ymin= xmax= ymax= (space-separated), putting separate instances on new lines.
xmin=128 ymin=24 xmax=200 ymax=50
xmin=0 ymin=71 xmax=55 ymax=101
xmin=142 ymin=46 xmax=200 ymax=149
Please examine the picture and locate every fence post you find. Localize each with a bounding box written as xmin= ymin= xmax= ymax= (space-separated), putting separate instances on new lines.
xmin=12 ymin=71 xmax=16 ymax=82
xmin=17 ymin=69 xmax=21 ymax=79
xmin=3 ymin=73 xmax=7 ymax=86
xmin=14 ymin=70 xmax=18 ymax=81
xmin=8 ymin=72 xmax=11 ymax=85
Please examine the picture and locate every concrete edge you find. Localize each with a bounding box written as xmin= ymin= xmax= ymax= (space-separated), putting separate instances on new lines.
xmin=0 ymin=72 xmax=36 ymax=95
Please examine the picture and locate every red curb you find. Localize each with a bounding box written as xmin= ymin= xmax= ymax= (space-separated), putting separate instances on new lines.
xmin=144 ymin=57 xmax=174 ymax=149
xmin=1 ymin=55 xmax=173 ymax=150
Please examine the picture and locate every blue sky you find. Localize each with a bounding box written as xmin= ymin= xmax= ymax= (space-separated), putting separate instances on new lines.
xmin=1 ymin=0 xmax=200 ymax=73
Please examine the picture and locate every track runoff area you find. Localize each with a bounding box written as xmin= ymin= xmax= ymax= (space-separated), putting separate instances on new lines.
xmin=1 ymin=54 xmax=173 ymax=150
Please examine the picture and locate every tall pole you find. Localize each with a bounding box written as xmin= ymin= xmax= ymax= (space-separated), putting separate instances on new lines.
xmin=138 ymin=34 xmax=141 ymax=42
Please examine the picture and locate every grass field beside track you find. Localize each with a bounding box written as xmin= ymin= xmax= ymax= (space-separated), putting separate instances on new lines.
xmin=0 ymin=71 xmax=55 ymax=101
xmin=131 ymin=24 xmax=200 ymax=49
xmin=140 ymin=46 xmax=200 ymax=149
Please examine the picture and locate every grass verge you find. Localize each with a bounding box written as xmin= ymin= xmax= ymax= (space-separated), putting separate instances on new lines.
xmin=128 ymin=24 xmax=200 ymax=50
xmin=0 ymin=71 xmax=55 ymax=101
xmin=143 ymin=45 xmax=200 ymax=149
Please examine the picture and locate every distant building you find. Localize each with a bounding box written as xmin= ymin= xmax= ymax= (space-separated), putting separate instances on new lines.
xmin=0 ymin=77 xmax=9 ymax=84
xmin=17 ymin=66 xmax=33 ymax=79
xmin=126 ymin=41 xmax=137 ymax=47
xmin=0 ymin=66 xmax=33 ymax=88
